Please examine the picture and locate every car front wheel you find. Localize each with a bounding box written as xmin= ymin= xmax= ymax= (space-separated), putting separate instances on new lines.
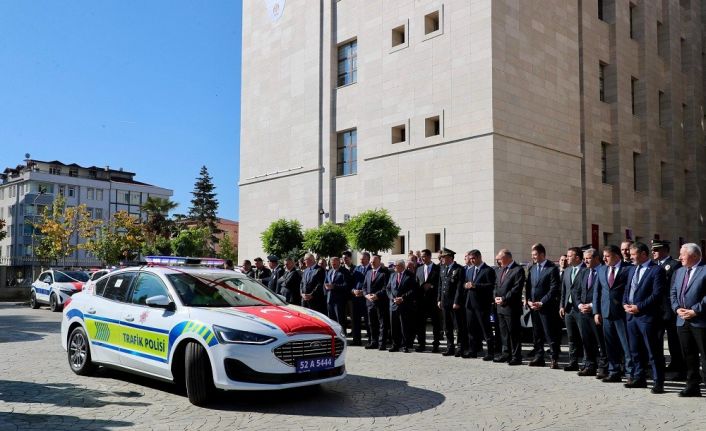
xmin=68 ymin=326 xmax=96 ymax=375
xmin=184 ymin=341 xmax=215 ymax=406
xmin=49 ymin=293 xmax=62 ymax=312
xmin=30 ymin=292 xmax=40 ymax=309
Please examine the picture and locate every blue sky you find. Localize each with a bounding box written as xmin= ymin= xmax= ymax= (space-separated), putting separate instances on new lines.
xmin=0 ymin=0 xmax=242 ymax=220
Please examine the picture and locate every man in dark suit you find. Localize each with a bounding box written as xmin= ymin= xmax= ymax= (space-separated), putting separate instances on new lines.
xmin=576 ymin=248 xmax=608 ymax=377
xmin=267 ymin=255 xmax=284 ymax=293
xmin=621 ymin=240 xmax=634 ymax=265
xmin=253 ymin=257 xmax=272 ymax=285
xmin=493 ymin=249 xmax=525 ymax=365
xmin=300 ymin=253 xmax=326 ymax=314
xmin=324 ymin=257 xmax=350 ymax=324
xmin=277 ymin=257 xmax=302 ymax=305
xmin=652 ymin=239 xmax=685 ymax=379
xmin=387 ymin=259 xmax=417 ymax=352
xmin=415 ymin=249 xmax=442 ymax=353
xmin=463 ymin=249 xmax=496 ymax=361
xmin=593 ymin=245 xmax=634 ymax=383
xmin=364 ymin=254 xmax=391 ymax=350
xmin=437 ymin=248 xmax=467 ymax=357
xmin=560 ymin=246 xmax=585 ymax=371
xmin=623 ymin=241 xmax=667 ymax=393
xmin=525 ymin=243 xmax=562 ymax=369
xmin=671 ymin=243 xmax=706 ymax=397
xmin=350 ymin=251 xmax=371 ymax=346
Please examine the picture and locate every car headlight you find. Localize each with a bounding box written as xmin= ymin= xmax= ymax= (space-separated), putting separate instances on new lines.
xmin=213 ymin=325 xmax=276 ymax=345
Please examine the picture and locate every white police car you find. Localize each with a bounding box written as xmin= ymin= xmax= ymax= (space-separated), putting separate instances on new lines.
xmin=30 ymin=269 xmax=89 ymax=312
xmin=61 ymin=256 xmax=347 ymax=406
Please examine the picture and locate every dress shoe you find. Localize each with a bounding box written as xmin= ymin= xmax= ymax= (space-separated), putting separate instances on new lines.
xmin=442 ymin=348 xmax=456 ymax=357
xmin=528 ymin=358 xmax=546 ymax=367
xmin=602 ymin=374 xmax=623 ymax=383
xmin=388 ymin=346 xmax=400 ymax=353
xmin=624 ymin=379 xmax=647 ymax=388
xmin=493 ymin=355 xmax=510 ymax=363
xmin=454 ymin=350 xmax=463 ymax=357
xmin=578 ymin=368 xmax=597 ymax=376
xmin=563 ymin=363 xmax=579 ymax=372
xmin=508 ymin=358 xmax=523 ymax=366
xmin=524 ymin=348 xmax=538 ymax=358
xmin=482 ymin=354 xmax=494 ymax=361
xmin=402 ymin=347 xmax=410 ymax=353
xmin=414 ymin=345 xmax=426 ymax=353
xmin=364 ymin=343 xmax=379 ymax=350
xmin=679 ymin=387 xmax=702 ymax=397
xmin=550 ymin=360 xmax=560 ymax=370
xmin=650 ymin=384 xmax=665 ymax=394
xmin=431 ymin=345 xmax=440 ymax=353
xmin=378 ymin=345 xmax=388 ymax=351
xmin=462 ymin=351 xmax=477 ymax=359
xmin=596 ymin=369 xmax=608 ymax=379
xmin=350 ymin=340 xmax=362 ymax=346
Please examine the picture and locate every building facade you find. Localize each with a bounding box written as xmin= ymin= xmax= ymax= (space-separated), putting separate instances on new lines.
xmin=0 ymin=159 xmax=173 ymax=270
xmin=239 ymin=0 xmax=706 ymax=262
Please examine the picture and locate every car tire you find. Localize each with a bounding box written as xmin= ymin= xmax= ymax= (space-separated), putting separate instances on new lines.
xmin=30 ymin=292 xmax=40 ymax=309
xmin=68 ymin=326 xmax=96 ymax=376
xmin=184 ymin=341 xmax=214 ymax=406
xmin=49 ymin=293 xmax=62 ymax=312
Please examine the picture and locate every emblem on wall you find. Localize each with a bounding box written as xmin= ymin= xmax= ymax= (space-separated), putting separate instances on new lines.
xmin=266 ymin=0 xmax=286 ymax=23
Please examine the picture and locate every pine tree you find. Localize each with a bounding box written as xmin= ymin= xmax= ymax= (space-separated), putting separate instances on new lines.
xmin=188 ymin=166 xmax=220 ymax=245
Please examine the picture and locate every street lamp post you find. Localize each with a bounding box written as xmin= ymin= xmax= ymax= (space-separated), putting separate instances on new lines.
xmin=30 ymin=188 xmax=46 ymax=281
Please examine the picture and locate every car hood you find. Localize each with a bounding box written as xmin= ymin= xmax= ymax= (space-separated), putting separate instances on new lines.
xmin=188 ymin=305 xmax=340 ymax=337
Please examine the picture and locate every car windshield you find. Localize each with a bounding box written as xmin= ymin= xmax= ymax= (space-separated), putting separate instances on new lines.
xmin=167 ymin=272 xmax=285 ymax=307
xmin=54 ymin=271 xmax=89 ymax=283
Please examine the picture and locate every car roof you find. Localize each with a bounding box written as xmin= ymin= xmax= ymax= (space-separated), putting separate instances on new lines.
xmin=109 ymin=266 xmax=246 ymax=277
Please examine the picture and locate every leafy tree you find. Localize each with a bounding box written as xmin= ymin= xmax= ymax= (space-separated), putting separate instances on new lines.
xmin=33 ymin=195 xmax=93 ymax=264
xmin=188 ymin=166 xmax=220 ymax=243
xmin=218 ymin=231 xmax=238 ymax=262
xmin=303 ymin=222 xmax=349 ymax=258
xmin=0 ymin=218 xmax=6 ymax=242
xmin=345 ymin=209 xmax=401 ymax=254
xmin=261 ymin=218 xmax=304 ymax=258
xmin=141 ymin=236 xmax=173 ymax=257
xmin=141 ymin=196 xmax=178 ymax=238
xmin=82 ymin=211 xmax=144 ymax=265
xmin=171 ymin=227 xmax=211 ymax=257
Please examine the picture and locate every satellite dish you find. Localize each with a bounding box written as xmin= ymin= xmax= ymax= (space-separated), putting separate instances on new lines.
xmin=25 ymin=153 xmax=30 ymax=159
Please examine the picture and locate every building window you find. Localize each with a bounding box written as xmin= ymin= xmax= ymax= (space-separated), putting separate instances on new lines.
xmin=58 ymin=185 xmax=65 ymax=197
xmin=391 ymin=124 xmax=406 ymax=144
xmin=69 ymin=168 xmax=78 ymax=177
xmin=424 ymin=10 xmax=440 ymax=35
xmin=601 ymin=142 xmax=609 ymax=184
xmin=629 ymin=3 xmax=636 ymax=39
xmin=598 ymin=0 xmax=604 ymax=20
xmin=633 ymin=152 xmax=642 ymax=192
xmin=337 ymin=40 xmax=357 ymax=87
xmin=49 ymin=165 xmax=61 ymax=175
xmin=89 ymin=169 xmax=97 ymax=179
xmin=391 ymin=235 xmax=406 ymax=254
xmin=336 ymin=129 xmax=357 ymax=176
xmin=658 ymin=91 xmax=667 ymax=127
xmin=631 ymin=77 xmax=638 ymax=115
xmin=87 ymin=188 xmax=95 ymax=200
xmin=425 ymin=115 xmax=440 ymax=138
xmin=95 ymin=208 xmax=103 ymax=219
xmin=391 ymin=24 xmax=406 ymax=48
xmin=68 ymin=187 xmax=76 ymax=198
xmin=96 ymin=189 xmax=104 ymax=201
xmin=130 ymin=191 xmax=141 ymax=205
xmin=681 ymin=38 xmax=688 ymax=72
xmin=657 ymin=21 xmax=667 ymax=57
xmin=599 ymin=63 xmax=606 ymax=101
xmin=425 ymin=233 xmax=441 ymax=252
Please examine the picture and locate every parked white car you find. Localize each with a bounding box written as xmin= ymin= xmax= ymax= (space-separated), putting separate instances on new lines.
xmin=30 ymin=269 xmax=89 ymax=312
xmin=61 ymin=259 xmax=347 ymax=406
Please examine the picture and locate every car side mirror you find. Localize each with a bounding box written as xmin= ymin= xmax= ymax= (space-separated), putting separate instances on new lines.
xmin=146 ymin=295 xmax=175 ymax=311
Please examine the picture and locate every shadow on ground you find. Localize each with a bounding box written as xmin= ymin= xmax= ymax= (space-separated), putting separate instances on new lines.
xmin=0 ymin=380 xmax=148 ymax=408
xmin=0 ymin=304 xmax=61 ymax=343
xmin=0 ymin=412 xmax=133 ymax=430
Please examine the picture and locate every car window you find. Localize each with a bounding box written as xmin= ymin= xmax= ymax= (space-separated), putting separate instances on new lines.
xmin=91 ymin=270 xmax=108 ymax=281
xmin=130 ymin=273 xmax=170 ymax=305
xmin=40 ymin=272 xmax=52 ymax=283
xmin=166 ymin=272 xmax=285 ymax=307
xmin=100 ymin=272 xmax=137 ymax=302
xmin=95 ymin=277 xmax=109 ymax=296
xmin=54 ymin=271 xmax=89 ymax=283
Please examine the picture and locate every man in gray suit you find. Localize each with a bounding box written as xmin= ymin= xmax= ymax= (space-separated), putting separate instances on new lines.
xmin=671 ymin=243 xmax=706 ymax=397
xmin=560 ymin=247 xmax=585 ymax=371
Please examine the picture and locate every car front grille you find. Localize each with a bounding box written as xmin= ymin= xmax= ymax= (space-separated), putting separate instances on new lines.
xmin=273 ymin=338 xmax=345 ymax=367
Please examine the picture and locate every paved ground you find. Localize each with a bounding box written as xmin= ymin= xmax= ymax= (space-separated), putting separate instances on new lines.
xmin=0 ymin=302 xmax=703 ymax=430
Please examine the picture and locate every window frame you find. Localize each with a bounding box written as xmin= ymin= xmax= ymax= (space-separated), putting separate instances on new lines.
xmin=336 ymin=128 xmax=358 ymax=176
xmin=337 ymin=39 xmax=358 ymax=87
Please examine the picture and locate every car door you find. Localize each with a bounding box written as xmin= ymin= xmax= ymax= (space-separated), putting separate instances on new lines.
xmin=84 ymin=271 xmax=136 ymax=364
xmin=33 ymin=271 xmax=53 ymax=303
xmin=119 ymin=272 xmax=181 ymax=378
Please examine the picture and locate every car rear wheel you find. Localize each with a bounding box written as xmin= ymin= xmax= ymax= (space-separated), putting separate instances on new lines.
xmin=68 ymin=326 xmax=96 ymax=375
xmin=49 ymin=293 xmax=62 ymax=312
xmin=184 ymin=341 xmax=214 ymax=406
xmin=30 ymin=292 xmax=40 ymax=309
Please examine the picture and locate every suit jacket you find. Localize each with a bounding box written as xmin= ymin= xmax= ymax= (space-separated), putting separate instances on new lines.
xmin=277 ymin=268 xmax=301 ymax=305
xmin=493 ymin=262 xmax=526 ymax=316
xmin=300 ymin=264 xmax=325 ymax=306
xmin=463 ymin=263 xmax=496 ymax=311
xmin=560 ymin=264 xmax=586 ymax=312
xmin=593 ymin=262 xmax=632 ymax=320
xmin=255 ymin=267 xmax=272 ymax=283
xmin=416 ymin=262 xmax=440 ymax=304
xmin=658 ymin=257 xmax=681 ymax=320
xmin=325 ymin=266 xmax=351 ymax=305
xmin=623 ymin=261 xmax=666 ymax=321
xmin=437 ymin=262 xmax=465 ymax=307
xmin=364 ymin=265 xmax=390 ymax=309
xmin=267 ymin=265 xmax=284 ymax=292
xmin=524 ymin=260 xmax=561 ymax=313
xmin=671 ymin=263 xmax=706 ymax=328
xmin=387 ymin=269 xmax=417 ymax=311
xmin=352 ymin=264 xmax=371 ymax=291
xmin=579 ymin=264 xmax=603 ymax=308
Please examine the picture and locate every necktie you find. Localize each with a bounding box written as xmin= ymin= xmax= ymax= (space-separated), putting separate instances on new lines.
xmin=536 ymin=264 xmax=541 ymax=279
xmin=628 ymin=267 xmax=641 ymax=303
xmin=424 ymin=265 xmax=428 ymax=282
xmin=608 ymin=266 xmax=615 ymax=288
xmin=571 ymin=266 xmax=578 ymax=283
xmin=586 ymin=270 xmax=594 ymax=302
xmin=372 ymin=269 xmax=377 ymax=281
xmin=472 ymin=266 xmax=477 ymax=282
xmin=500 ymin=266 xmax=509 ymax=283
xmin=680 ymin=267 xmax=692 ymax=307
xmin=396 ymin=273 xmax=401 ymax=285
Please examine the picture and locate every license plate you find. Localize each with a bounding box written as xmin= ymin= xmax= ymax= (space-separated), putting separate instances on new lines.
xmin=296 ymin=356 xmax=334 ymax=373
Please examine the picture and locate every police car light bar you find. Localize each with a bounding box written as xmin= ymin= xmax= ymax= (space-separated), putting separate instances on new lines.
xmin=145 ymin=256 xmax=226 ymax=267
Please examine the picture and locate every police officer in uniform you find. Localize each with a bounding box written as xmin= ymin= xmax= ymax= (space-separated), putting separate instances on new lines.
xmin=437 ymin=248 xmax=468 ymax=357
